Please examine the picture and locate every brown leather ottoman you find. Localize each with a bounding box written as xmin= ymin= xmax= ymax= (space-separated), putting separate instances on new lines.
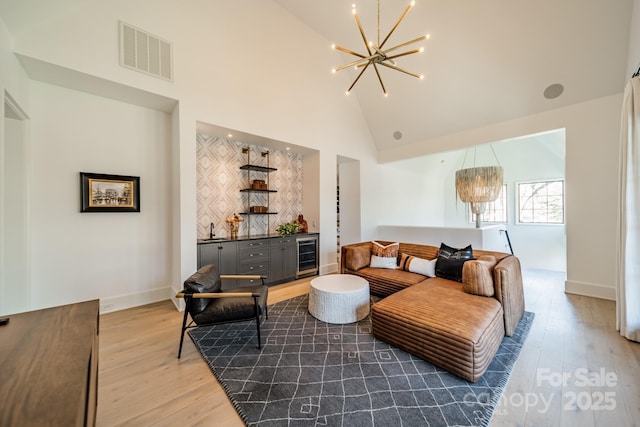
xmin=371 ymin=278 xmax=505 ymax=382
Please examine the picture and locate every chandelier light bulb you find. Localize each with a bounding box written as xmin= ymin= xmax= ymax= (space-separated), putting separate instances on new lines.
xmin=331 ymin=68 xmax=336 ymax=74
xmin=426 ymin=34 xmax=431 ymax=40
xmin=410 ymin=1 xmax=416 ymax=6
xmin=419 ymin=47 xmax=424 ymax=53
xmin=331 ymin=44 xmax=336 ymax=49
xmin=419 ymin=75 xmax=424 ymax=79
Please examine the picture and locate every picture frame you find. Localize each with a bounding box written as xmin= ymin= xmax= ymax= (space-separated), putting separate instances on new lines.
xmin=80 ymin=172 xmax=140 ymax=212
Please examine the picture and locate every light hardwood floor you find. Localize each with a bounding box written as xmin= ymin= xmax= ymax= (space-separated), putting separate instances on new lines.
xmin=97 ymin=271 xmax=640 ymax=426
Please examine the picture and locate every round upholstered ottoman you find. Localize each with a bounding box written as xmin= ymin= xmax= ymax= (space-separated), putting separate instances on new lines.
xmin=309 ymin=274 xmax=370 ymax=324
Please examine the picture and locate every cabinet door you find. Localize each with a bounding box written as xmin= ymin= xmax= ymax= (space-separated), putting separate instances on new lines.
xmin=198 ymin=243 xmax=220 ymax=270
xmin=219 ymin=242 xmax=238 ymax=289
xmin=282 ymin=238 xmax=297 ymax=280
xmin=270 ymin=237 xmax=296 ymax=284
xmin=269 ymin=240 xmax=285 ymax=283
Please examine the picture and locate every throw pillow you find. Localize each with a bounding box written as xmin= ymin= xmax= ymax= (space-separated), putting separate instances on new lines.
xmin=344 ymin=245 xmax=371 ymax=271
xmin=371 ymin=241 xmax=399 ymax=258
xmin=399 ymin=253 xmax=436 ymax=277
xmin=370 ymin=255 xmax=398 ymax=269
xmin=369 ymin=241 xmax=399 ymax=269
xmin=462 ymin=255 xmax=497 ymax=297
xmin=435 ymin=243 xmax=473 ymax=282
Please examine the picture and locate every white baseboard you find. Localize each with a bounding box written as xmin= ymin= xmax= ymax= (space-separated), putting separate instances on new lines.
xmin=170 ymin=285 xmax=185 ymax=311
xmin=565 ymin=280 xmax=616 ymax=301
xmin=99 ymin=286 xmax=172 ymax=314
xmin=320 ymin=262 xmax=339 ymax=275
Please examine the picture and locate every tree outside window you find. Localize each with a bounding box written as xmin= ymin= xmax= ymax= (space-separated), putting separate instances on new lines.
xmin=518 ymin=180 xmax=564 ymax=224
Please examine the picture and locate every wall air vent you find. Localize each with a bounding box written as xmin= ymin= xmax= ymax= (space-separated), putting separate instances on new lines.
xmin=119 ymin=21 xmax=173 ymax=81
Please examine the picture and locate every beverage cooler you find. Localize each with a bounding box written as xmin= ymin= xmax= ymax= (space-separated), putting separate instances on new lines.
xmin=296 ymin=236 xmax=318 ymax=278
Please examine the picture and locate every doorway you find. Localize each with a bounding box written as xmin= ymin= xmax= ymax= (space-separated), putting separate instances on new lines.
xmin=1 ymin=91 xmax=29 ymax=314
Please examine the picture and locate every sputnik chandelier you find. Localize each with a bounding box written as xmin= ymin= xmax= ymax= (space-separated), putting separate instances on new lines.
xmin=331 ymin=0 xmax=429 ymax=96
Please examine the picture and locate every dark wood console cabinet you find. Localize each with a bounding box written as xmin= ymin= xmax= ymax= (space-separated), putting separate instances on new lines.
xmin=197 ymin=233 xmax=318 ymax=287
xmin=0 ymin=299 xmax=99 ymax=427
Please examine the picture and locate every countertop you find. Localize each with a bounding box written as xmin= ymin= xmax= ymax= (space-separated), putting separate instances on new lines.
xmin=197 ymin=232 xmax=319 ymax=244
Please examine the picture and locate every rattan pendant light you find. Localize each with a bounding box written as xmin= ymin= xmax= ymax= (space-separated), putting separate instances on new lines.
xmin=455 ymin=146 xmax=503 ymax=228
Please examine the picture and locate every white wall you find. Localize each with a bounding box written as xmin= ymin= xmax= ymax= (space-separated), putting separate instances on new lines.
xmin=374 ymin=132 xmax=567 ymax=271
xmin=444 ymin=133 xmax=567 ymax=271
xmin=1 ymin=1 xmax=378 ymax=312
xmin=376 ymin=95 xmax=621 ymax=300
xmin=372 ymin=162 xmax=440 ymax=226
xmin=1 ymin=0 xmax=628 ymax=311
xmin=28 ymin=81 xmax=172 ymax=312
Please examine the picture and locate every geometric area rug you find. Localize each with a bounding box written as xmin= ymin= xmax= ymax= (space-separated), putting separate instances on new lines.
xmin=189 ymin=295 xmax=534 ymax=427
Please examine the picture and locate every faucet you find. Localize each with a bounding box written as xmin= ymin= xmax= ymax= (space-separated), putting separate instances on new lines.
xmin=210 ymin=222 xmax=215 ymax=239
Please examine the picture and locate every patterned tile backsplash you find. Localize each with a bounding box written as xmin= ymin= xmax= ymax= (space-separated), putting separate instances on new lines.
xmin=196 ymin=134 xmax=304 ymax=239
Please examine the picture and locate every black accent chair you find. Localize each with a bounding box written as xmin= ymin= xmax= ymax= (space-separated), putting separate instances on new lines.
xmin=176 ymin=264 xmax=268 ymax=358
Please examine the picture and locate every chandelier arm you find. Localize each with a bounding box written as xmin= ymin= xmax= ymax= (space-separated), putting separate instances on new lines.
xmin=379 ymin=3 xmax=414 ymax=49
xmin=347 ymin=62 xmax=372 ymax=93
xmin=372 ymin=62 xmax=387 ymax=95
xmin=377 ymin=62 xmax=422 ymax=79
xmin=489 ymin=144 xmax=502 ymax=166
xmin=335 ymin=55 xmax=377 ymax=73
xmin=381 ymin=35 xmax=427 ymax=55
xmin=333 ymin=45 xmax=366 ymax=59
xmin=353 ymin=12 xmax=373 ymax=56
xmin=385 ymin=48 xmax=422 ymax=61
xmin=369 ymin=45 xmax=397 ymax=66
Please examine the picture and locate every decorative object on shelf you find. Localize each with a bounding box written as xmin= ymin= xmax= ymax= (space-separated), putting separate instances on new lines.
xmin=226 ymin=213 xmax=244 ymax=238
xmin=331 ymin=0 xmax=429 ymax=96
xmin=79 ymin=172 xmax=140 ymax=213
xmin=294 ymin=214 xmax=308 ymax=233
xmin=455 ymin=145 xmax=503 ymax=228
xmin=276 ymin=222 xmax=301 ymax=236
xmin=240 ymin=148 xmax=277 ymax=236
xmin=251 ymin=179 xmax=267 ymax=190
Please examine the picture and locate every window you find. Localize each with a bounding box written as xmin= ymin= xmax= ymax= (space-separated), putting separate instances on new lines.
xmin=517 ymin=180 xmax=564 ymax=224
xmin=469 ymin=184 xmax=507 ymax=223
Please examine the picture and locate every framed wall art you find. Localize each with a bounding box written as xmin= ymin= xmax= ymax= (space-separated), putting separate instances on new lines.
xmin=80 ymin=172 xmax=140 ymax=212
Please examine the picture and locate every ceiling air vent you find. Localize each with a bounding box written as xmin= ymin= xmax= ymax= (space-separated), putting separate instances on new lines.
xmin=119 ymin=21 xmax=172 ymax=81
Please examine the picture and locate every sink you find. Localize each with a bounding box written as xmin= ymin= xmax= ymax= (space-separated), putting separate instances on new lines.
xmin=201 ymin=237 xmax=226 ymax=242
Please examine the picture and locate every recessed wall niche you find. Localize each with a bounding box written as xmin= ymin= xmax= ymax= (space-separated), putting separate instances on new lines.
xmin=196 ymin=134 xmax=304 ymax=238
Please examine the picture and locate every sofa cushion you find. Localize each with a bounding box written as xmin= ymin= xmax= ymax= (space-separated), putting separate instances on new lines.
xmin=399 ymin=253 xmax=436 ymax=277
xmin=435 ymin=243 xmax=473 ymax=282
xmin=183 ymin=264 xmax=221 ymax=314
xmin=462 ymin=255 xmax=497 ymax=297
xmin=371 ymin=279 xmax=504 ymax=382
xmin=352 ymin=267 xmax=428 ymax=297
xmin=344 ymin=245 xmax=371 ymax=271
xmin=191 ymin=284 xmax=268 ymax=325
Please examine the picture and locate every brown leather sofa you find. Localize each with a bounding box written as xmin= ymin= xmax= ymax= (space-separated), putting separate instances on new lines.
xmin=340 ymin=241 xmax=525 ymax=382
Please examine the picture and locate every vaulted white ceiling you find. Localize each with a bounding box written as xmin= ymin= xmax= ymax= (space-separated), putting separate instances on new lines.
xmin=274 ymin=0 xmax=634 ymax=150
xmin=0 ymin=0 xmax=635 ymax=152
